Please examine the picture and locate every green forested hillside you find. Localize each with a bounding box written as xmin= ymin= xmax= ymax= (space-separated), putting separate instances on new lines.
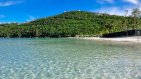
xmin=0 ymin=11 xmax=141 ymax=37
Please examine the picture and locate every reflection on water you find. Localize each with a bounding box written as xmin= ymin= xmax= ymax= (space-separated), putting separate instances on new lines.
xmin=0 ymin=38 xmax=141 ymax=79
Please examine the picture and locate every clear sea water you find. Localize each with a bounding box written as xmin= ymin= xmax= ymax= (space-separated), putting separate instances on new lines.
xmin=0 ymin=38 xmax=141 ymax=79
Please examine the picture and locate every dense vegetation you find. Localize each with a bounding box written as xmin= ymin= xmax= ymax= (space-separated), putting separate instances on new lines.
xmin=0 ymin=11 xmax=141 ymax=38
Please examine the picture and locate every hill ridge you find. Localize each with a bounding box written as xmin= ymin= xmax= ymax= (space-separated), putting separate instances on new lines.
xmin=0 ymin=11 xmax=140 ymax=37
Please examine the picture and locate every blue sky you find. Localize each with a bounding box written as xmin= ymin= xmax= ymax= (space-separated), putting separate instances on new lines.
xmin=0 ymin=0 xmax=140 ymax=23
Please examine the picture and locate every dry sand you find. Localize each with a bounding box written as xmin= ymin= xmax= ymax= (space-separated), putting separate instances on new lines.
xmin=76 ymin=36 xmax=141 ymax=43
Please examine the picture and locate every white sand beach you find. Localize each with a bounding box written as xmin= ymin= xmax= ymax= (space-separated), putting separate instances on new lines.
xmin=77 ymin=36 xmax=141 ymax=43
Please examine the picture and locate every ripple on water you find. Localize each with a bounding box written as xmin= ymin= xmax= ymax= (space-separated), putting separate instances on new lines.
xmin=0 ymin=38 xmax=141 ymax=79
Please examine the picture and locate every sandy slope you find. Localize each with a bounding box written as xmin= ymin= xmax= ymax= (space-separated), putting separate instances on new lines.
xmin=76 ymin=36 xmax=141 ymax=43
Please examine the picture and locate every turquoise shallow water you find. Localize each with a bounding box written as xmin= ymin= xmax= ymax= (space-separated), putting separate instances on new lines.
xmin=0 ymin=38 xmax=141 ymax=79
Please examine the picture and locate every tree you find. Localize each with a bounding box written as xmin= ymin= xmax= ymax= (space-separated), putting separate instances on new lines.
xmin=132 ymin=8 xmax=141 ymax=18
xmin=1 ymin=11 xmax=141 ymax=38
xmin=131 ymin=8 xmax=141 ymax=29
xmin=125 ymin=10 xmax=128 ymax=36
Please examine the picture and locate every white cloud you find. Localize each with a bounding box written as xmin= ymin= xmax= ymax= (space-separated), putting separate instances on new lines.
xmin=123 ymin=0 xmax=140 ymax=4
xmin=97 ymin=0 xmax=141 ymax=5
xmin=95 ymin=7 xmax=125 ymax=15
xmin=0 ymin=1 xmax=23 ymax=7
xmin=93 ymin=6 xmax=135 ymax=16
xmin=94 ymin=0 xmax=141 ymax=16
xmin=26 ymin=15 xmax=37 ymax=22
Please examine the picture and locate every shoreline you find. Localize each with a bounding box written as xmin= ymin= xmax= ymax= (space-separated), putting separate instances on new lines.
xmin=74 ymin=36 xmax=141 ymax=43
xmin=1 ymin=37 xmax=141 ymax=43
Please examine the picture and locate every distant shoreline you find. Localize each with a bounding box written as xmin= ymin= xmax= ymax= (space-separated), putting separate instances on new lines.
xmin=1 ymin=37 xmax=141 ymax=43
xmin=73 ymin=36 xmax=141 ymax=43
